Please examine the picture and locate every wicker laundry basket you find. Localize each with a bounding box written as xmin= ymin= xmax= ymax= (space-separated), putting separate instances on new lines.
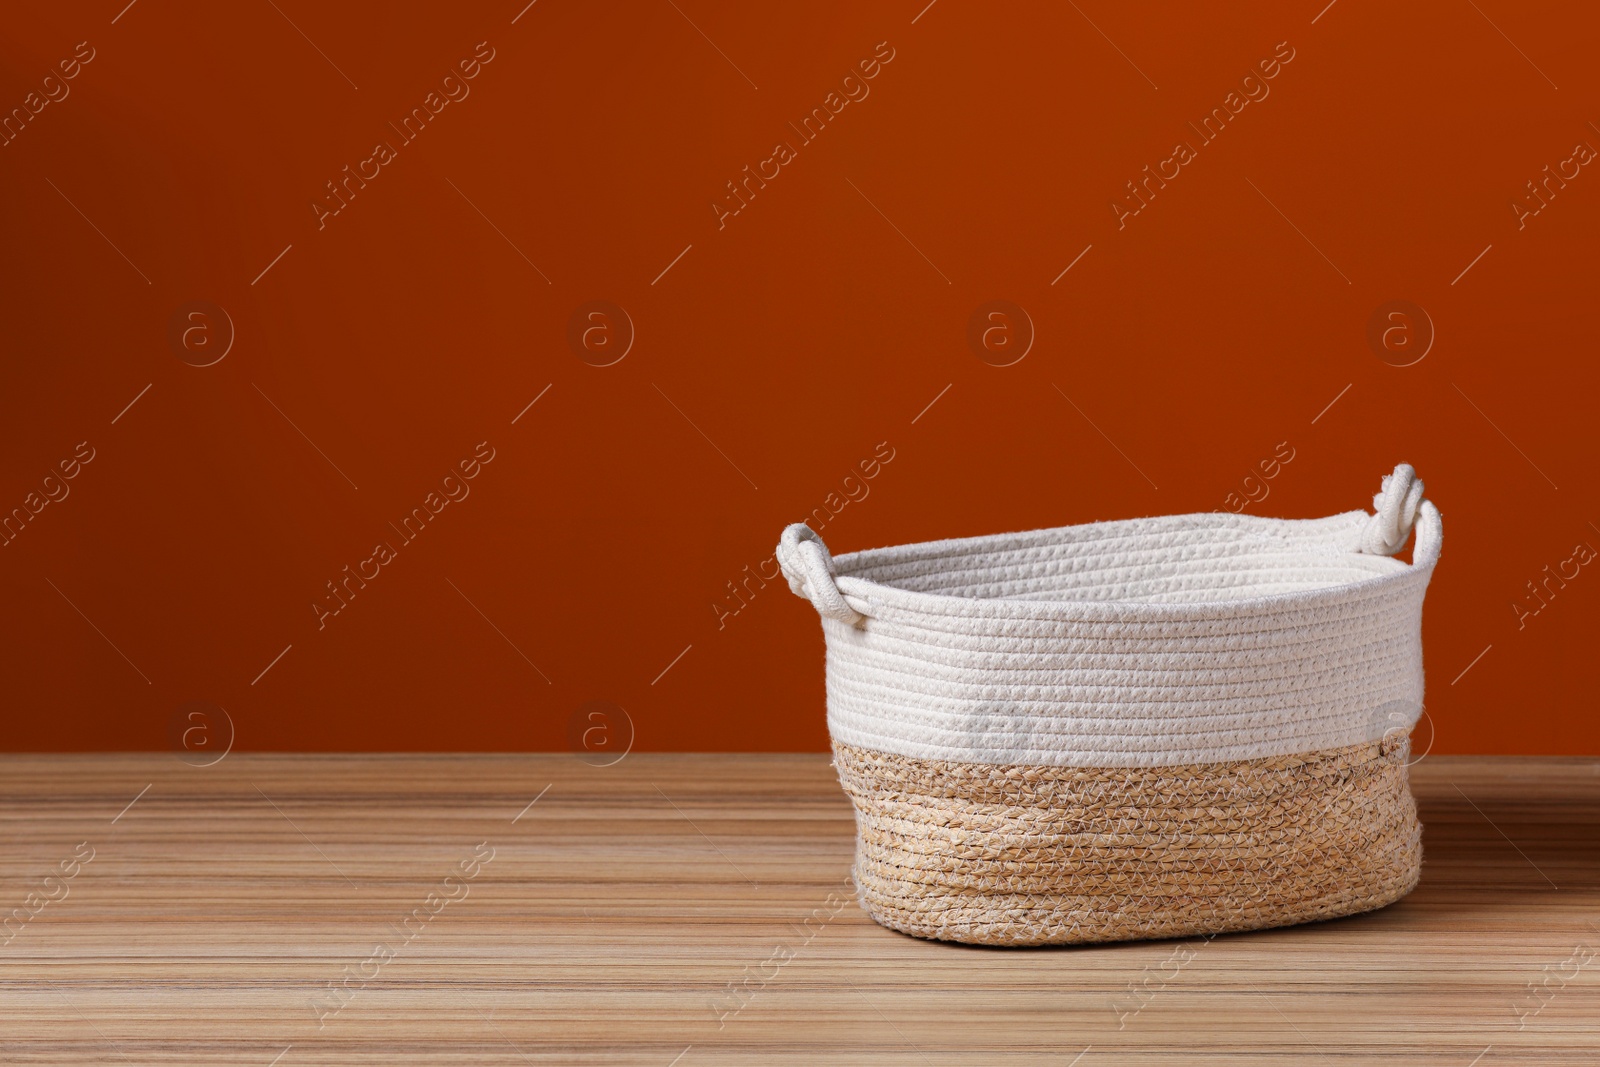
xmin=777 ymin=463 xmax=1441 ymax=946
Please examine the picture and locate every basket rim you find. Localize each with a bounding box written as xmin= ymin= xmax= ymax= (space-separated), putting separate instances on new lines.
xmin=823 ymin=504 xmax=1442 ymax=626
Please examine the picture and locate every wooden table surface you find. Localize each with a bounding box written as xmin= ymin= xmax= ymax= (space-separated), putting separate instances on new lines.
xmin=1 ymin=753 xmax=1596 ymax=1065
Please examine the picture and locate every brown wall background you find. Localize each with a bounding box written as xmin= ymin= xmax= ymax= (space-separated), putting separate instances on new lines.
xmin=2 ymin=1 xmax=1596 ymax=754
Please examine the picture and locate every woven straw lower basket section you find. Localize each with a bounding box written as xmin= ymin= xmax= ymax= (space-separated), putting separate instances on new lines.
xmin=835 ymin=737 xmax=1420 ymax=947
xmin=778 ymin=464 xmax=1442 ymax=947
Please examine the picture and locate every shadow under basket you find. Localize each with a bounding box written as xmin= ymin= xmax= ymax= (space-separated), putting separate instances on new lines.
xmin=778 ymin=464 xmax=1441 ymax=947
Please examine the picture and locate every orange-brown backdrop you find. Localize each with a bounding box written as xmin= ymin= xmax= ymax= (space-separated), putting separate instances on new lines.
xmin=2 ymin=1 xmax=1596 ymax=755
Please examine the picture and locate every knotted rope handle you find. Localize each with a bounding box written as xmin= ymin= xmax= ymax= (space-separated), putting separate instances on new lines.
xmin=1360 ymin=462 xmax=1441 ymax=565
xmin=776 ymin=523 xmax=864 ymax=625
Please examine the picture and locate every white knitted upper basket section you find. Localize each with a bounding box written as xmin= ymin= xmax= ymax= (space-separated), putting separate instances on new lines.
xmin=778 ymin=465 xmax=1442 ymax=768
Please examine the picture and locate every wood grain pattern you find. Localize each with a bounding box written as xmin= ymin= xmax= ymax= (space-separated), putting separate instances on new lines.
xmin=1 ymin=754 xmax=1597 ymax=1064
